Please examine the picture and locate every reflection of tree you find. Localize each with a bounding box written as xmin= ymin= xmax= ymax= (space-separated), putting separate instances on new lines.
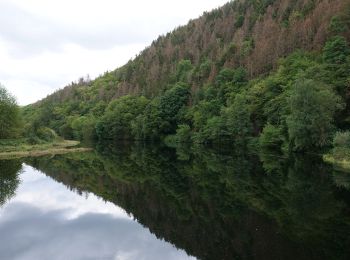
xmin=333 ymin=170 xmax=350 ymax=190
xmin=26 ymin=143 xmax=350 ymax=260
xmin=0 ymin=160 xmax=22 ymax=207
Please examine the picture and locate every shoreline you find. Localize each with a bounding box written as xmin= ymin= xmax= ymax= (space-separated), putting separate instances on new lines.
xmin=0 ymin=140 xmax=92 ymax=160
xmin=323 ymin=153 xmax=350 ymax=172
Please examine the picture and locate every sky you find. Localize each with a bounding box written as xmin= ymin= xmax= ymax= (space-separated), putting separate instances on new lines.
xmin=0 ymin=0 xmax=229 ymax=105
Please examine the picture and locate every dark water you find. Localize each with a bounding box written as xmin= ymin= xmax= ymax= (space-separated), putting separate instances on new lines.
xmin=0 ymin=143 xmax=350 ymax=260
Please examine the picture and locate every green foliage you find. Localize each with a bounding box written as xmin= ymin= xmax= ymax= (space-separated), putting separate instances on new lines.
xmin=192 ymin=116 xmax=226 ymax=144
xmin=96 ymin=96 xmax=149 ymax=140
xmin=240 ymin=38 xmax=254 ymax=57
xmin=217 ymin=44 xmax=237 ymax=68
xmin=158 ymin=83 xmax=190 ymax=134
xmin=0 ymin=84 xmax=22 ymax=139
xmin=132 ymin=84 xmax=190 ymax=141
xmin=165 ymin=124 xmax=192 ymax=145
xmin=18 ymin=18 xmax=350 ymax=154
xmin=324 ymin=131 xmax=350 ymax=170
xmin=175 ymin=60 xmax=193 ymax=83
xmin=198 ymin=59 xmax=212 ymax=80
xmin=71 ymin=116 xmax=97 ymax=140
xmin=259 ymin=124 xmax=284 ymax=150
xmin=224 ymin=93 xmax=252 ymax=144
xmin=216 ymin=67 xmax=247 ymax=86
xmin=329 ymin=16 xmax=348 ymax=33
xmin=175 ymin=124 xmax=192 ymax=143
xmin=287 ymin=78 xmax=343 ymax=151
xmin=235 ymin=15 xmax=244 ymax=28
xmin=333 ymin=131 xmax=350 ymax=149
xmin=131 ymin=99 xmax=163 ymax=140
xmin=191 ymin=99 xmax=221 ymax=131
xmin=215 ymin=67 xmax=247 ymax=103
xmin=323 ymin=36 xmax=350 ymax=65
xmin=301 ymin=0 xmax=316 ymax=17
xmin=36 ymin=127 xmax=58 ymax=142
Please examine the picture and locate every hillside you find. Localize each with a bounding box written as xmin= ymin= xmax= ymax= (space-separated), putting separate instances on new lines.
xmin=23 ymin=0 xmax=350 ymax=152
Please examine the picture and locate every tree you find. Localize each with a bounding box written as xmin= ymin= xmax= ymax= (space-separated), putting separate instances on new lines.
xmin=158 ymin=83 xmax=190 ymax=135
xmin=175 ymin=60 xmax=193 ymax=83
xmin=287 ymin=78 xmax=344 ymax=151
xmin=259 ymin=124 xmax=285 ymax=150
xmin=225 ymin=93 xmax=253 ymax=144
xmin=131 ymin=99 xmax=163 ymax=140
xmin=0 ymin=84 xmax=22 ymax=139
xmin=323 ymin=36 xmax=350 ymax=65
xmin=96 ymin=96 xmax=149 ymax=140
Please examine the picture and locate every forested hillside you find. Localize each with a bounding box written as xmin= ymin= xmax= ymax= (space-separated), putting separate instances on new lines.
xmin=22 ymin=0 xmax=350 ymax=152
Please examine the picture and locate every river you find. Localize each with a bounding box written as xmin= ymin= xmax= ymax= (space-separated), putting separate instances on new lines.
xmin=0 ymin=143 xmax=349 ymax=259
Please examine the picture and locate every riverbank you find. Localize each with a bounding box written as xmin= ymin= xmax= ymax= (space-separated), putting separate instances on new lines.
xmin=323 ymin=147 xmax=350 ymax=172
xmin=0 ymin=139 xmax=92 ymax=159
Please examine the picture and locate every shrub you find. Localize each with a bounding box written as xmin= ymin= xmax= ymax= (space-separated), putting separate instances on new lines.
xmin=36 ymin=127 xmax=58 ymax=142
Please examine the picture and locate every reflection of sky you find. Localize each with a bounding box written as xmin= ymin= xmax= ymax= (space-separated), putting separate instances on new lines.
xmin=0 ymin=165 xmax=196 ymax=260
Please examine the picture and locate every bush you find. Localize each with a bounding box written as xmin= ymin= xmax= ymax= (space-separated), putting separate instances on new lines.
xmin=36 ymin=127 xmax=57 ymax=142
xmin=27 ymin=134 xmax=43 ymax=145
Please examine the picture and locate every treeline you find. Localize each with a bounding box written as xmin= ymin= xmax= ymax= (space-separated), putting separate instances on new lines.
xmin=23 ymin=34 xmax=350 ymax=152
xmin=96 ymin=35 xmax=350 ymax=152
xmin=21 ymin=0 xmax=350 ymax=152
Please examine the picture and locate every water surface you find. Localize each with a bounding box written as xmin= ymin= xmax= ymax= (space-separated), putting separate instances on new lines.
xmin=0 ymin=144 xmax=350 ymax=260
xmin=0 ymin=161 xmax=194 ymax=260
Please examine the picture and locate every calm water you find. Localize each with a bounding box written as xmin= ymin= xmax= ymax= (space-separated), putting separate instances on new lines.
xmin=0 ymin=143 xmax=350 ymax=260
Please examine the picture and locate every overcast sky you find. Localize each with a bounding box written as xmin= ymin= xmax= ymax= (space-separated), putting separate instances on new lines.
xmin=0 ymin=0 xmax=228 ymax=105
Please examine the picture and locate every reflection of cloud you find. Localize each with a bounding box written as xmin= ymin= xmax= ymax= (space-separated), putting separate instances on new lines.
xmin=12 ymin=165 xmax=129 ymax=219
xmin=0 ymin=203 xmax=194 ymax=260
xmin=0 ymin=165 xmax=195 ymax=260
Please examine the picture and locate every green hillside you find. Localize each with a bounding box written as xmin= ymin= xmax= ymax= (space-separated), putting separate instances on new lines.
xmin=21 ymin=0 xmax=350 ymax=153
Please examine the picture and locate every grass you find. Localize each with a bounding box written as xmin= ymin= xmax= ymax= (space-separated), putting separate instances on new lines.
xmin=323 ymin=147 xmax=350 ymax=172
xmin=0 ymin=139 xmax=92 ymax=159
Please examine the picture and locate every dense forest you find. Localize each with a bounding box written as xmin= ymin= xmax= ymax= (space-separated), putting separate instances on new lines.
xmin=1 ymin=0 xmax=349 ymax=155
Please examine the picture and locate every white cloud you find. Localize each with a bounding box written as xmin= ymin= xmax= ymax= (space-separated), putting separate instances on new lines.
xmin=0 ymin=0 xmax=228 ymax=105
